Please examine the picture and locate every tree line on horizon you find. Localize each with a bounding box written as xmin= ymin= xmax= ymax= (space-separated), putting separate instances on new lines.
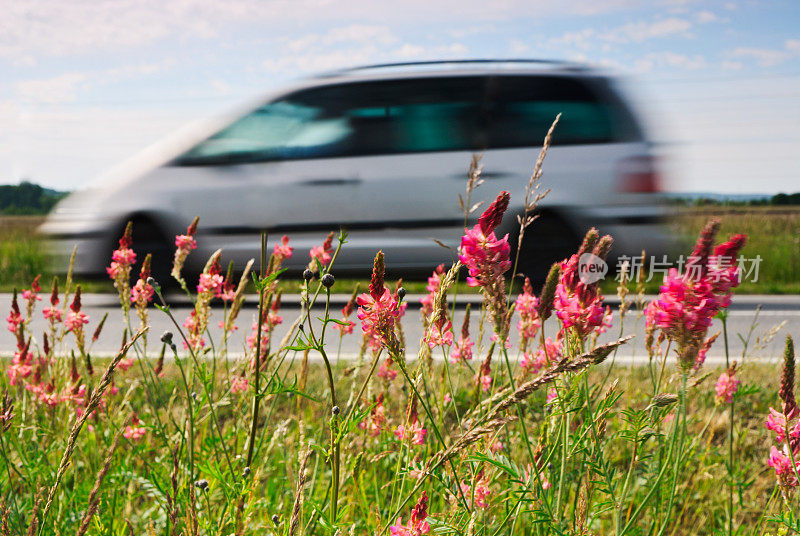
xmin=0 ymin=181 xmax=67 ymax=215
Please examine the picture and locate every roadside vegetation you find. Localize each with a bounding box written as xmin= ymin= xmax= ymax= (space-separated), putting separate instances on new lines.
xmin=1 ymin=141 xmax=799 ymax=534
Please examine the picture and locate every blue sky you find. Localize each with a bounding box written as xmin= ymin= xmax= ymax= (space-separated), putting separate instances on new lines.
xmin=1 ymin=0 xmax=798 ymax=193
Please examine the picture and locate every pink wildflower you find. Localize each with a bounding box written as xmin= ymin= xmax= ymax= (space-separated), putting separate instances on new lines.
xmin=425 ymin=318 xmax=453 ymax=349
xmin=395 ymin=398 xmax=427 ymax=445
xmin=450 ymin=336 xmax=473 ymax=363
xmin=6 ymin=310 xmax=22 ymax=334
xmin=357 ymin=252 xmax=401 ymax=352
xmin=172 ymin=216 xmax=199 ymax=282
xmin=475 ymin=351 xmax=492 ymax=393
xmin=765 ymin=408 xmax=800 ymax=444
xmin=309 ymin=231 xmax=335 ymax=267
xmin=546 ymin=388 xmax=558 ymax=404
xmin=395 ymin=421 xmax=427 ymax=445
xmin=377 ymin=357 xmax=398 ymax=381
xmin=43 ymin=306 xmax=62 ymax=323
xmin=553 ymin=230 xmax=613 ymax=339
xmin=646 ymin=222 xmax=746 ymax=369
xmin=359 ymin=393 xmax=386 ymax=437
xmin=458 ymin=194 xmax=512 ymax=290
xmin=768 ymin=446 xmax=800 ymax=488
xmin=247 ymin=299 xmax=283 ymax=368
xmin=524 ymin=463 xmax=552 ymax=489
xmin=22 ymin=275 xmax=42 ymax=318
xmin=420 ymin=264 xmax=445 ymax=317
xmin=65 ymin=311 xmax=89 ymax=332
xmin=117 ymin=356 xmax=135 ymax=372
xmin=715 ymin=365 xmax=741 ymax=404
xmin=390 ymin=492 xmax=430 ymax=536
xmin=460 ymin=471 xmax=490 ymax=508
xmin=7 ymin=340 xmax=33 ymax=386
xmin=334 ymin=291 xmax=358 ymax=335
xmin=124 ymin=415 xmax=147 ymax=442
xmin=107 ymin=222 xmax=136 ymax=306
xmin=231 ymin=375 xmax=249 ymax=394
xmin=197 ymin=273 xmax=223 ymax=295
xmin=694 ymin=332 xmax=720 ymax=371
xmin=130 ymin=279 xmax=155 ymax=304
xmin=516 ymin=277 xmax=541 ymax=349
xmin=272 ymin=235 xmax=293 ymax=263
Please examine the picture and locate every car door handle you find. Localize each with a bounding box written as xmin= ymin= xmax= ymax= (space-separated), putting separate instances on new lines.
xmin=299 ymin=178 xmax=362 ymax=186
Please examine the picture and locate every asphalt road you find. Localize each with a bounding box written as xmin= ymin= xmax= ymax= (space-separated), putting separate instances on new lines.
xmin=1 ymin=293 xmax=798 ymax=365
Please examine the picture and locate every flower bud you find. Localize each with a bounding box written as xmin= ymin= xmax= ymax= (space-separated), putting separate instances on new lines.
xmin=478 ymin=191 xmax=510 ymax=234
xmin=369 ymin=251 xmax=386 ymax=299
xmin=242 ymin=466 xmax=251 ymax=477
xmin=332 ymin=405 xmax=340 ymax=416
xmin=194 ymin=479 xmax=209 ymax=491
xmin=649 ymin=393 xmax=679 ymax=408
xmin=537 ymin=262 xmax=560 ymax=321
xmin=161 ymin=331 xmax=174 ymax=345
xmin=780 ymin=335 xmax=796 ymax=415
xmin=302 ymin=269 xmax=314 ymax=281
xmin=397 ymin=287 xmax=406 ymax=300
xmin=321 ymin=273 xmax=335 ymax=288
xmin=271 ymin=514 xmax=279 ymax=524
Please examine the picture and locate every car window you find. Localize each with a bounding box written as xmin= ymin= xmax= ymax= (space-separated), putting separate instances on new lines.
xmin=175 ymin=76 xmax=488 ymax=164
xmin=484 ymin=75 xmax=624 ymax=147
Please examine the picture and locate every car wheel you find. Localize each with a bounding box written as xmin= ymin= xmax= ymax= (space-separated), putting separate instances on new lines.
xmin=506 ymin=213 xmax=579 ymax=288
xmin=125 ymin=217 xmax=173 ymax=290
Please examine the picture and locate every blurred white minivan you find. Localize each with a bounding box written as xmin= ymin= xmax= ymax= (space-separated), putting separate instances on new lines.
xmin=40 ymin=59 xmax=669 ymax=282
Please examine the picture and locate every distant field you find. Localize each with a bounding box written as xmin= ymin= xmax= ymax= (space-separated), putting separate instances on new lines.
xmin=668 ymin=206 xmax=800 ymax=294
xmin=2 ymin=207 xmax=799 ymax=293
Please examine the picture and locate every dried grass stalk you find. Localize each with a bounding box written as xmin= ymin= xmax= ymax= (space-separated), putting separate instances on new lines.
xmin=76 ymin=419 xmax=127 ymax=536
xmin=289 ymin=445 xmax=311 ymax=536
xmin=39 ymin=327 xmax=147 ymax=529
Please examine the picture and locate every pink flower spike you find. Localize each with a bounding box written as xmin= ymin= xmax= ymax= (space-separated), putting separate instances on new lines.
xmin=768 ymin=446 xmax=800 ymax=488
xmin=390 ymin=492 xmax=430 ymax=536
xmin=231 ymin=375 xmax=249 ymax=393
xmin=273 ymin=235 xmax=293 ymax=262
xmin=124 ymin=415 xmax=147 ymax=442
xmin=714 ymin=365 xmax=740 ymax=404
xmin=65 ymin=311 xmax=89 ymax=333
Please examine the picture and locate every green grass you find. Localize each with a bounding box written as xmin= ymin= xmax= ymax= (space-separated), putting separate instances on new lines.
xmin=1 ymin=219 xmax=798 ymax=535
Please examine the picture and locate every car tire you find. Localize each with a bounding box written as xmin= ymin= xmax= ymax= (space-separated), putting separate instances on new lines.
xmin=123 ymin=217 xmax=173 ymax=290
xmin=505 ymin=212 xmax=579 ymax=288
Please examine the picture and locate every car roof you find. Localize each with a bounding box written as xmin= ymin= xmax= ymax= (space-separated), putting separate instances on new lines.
xmin=267 ymin=59 xmax=602 ymax=100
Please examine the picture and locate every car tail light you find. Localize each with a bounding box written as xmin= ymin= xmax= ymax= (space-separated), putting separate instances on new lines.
xmin=617 ymin=155 xmax=661 ymax=193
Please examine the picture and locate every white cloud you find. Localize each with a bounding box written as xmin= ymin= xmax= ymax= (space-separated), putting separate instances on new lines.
xmin=286 ymin=24 xmax=398 ymax=53
xmin=103 ymin=59 xmax=177 ymax=83
xmin=786 ymin=39 xmax=800 ymax=55
xmin=694 ymin=10 xmax=718 ymax=23
xmin=549 ymin=16 xmax=694 ymax=53
xmin=395 ymin=44 xmax=426 ymax=59
xmin=633 ymin=51 xmax=706 ymax=72
xmin=549 ymin=29 xmax=597 ymax=50
xmin=729 ymin=47 xmax=788 ymax=67
xmin=0 ymin=0 xmax=699 ymax=61
xmin=598 ymin=17 xmax=692 ymax=43
xmin=721 ymin=60 xmax=742 ymax=70
xmin=16 ymin=73 xmax=87 ymax=104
